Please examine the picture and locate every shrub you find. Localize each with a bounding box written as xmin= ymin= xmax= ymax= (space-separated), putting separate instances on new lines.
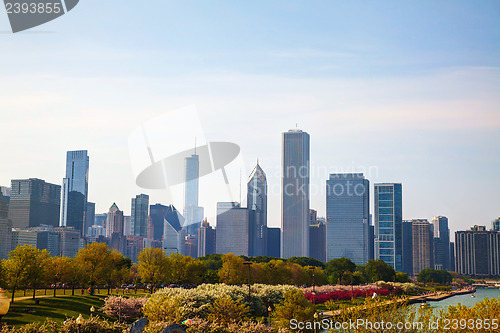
xmin=206 ymin=296 xmax=249 ymax=325
xmin=100 ymin=296 xmax=147 ymax=320
xmin=273 ymin=289 xmax=315 ymax=331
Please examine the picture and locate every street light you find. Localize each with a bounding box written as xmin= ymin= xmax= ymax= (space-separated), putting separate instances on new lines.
xmin=243 ymin=262 xmax=252 ymax=300
xmin=310 ymin=267 xmax=316 ymax=305
xmin=268 ymin=305 xmax=272 ymax=327
xmin=90 ymin=306 xmax=95 ymax=318
xmin=313 ymin=312 xmax=318 ymax=333
xmin=76 ymin=314 xmax=84 ymax=333
xmin=0 ymin=288 xmax=11 ymax=327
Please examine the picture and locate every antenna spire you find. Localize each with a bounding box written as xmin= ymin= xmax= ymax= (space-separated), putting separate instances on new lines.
xmin=194 ymin=137 xmax=197 ymax=154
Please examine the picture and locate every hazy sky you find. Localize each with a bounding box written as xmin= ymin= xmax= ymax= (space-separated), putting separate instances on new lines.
xmin=1 ymin=1 xmax=499 ymax=238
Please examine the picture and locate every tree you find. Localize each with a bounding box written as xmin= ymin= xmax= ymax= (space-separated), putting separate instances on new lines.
xmin=287 ymin=257 xmax=325 ymax=269
xmin=273 ymin=289 xmax=315 ymax=330
xmin=206 ymin=296 xmax=249 ymax=325
xmin=326 ymin=258 xmax=356 ymax=284
xmin=46 ymin=256 xmax=73 ymax=297
xmin=3 ymin=245 xmax=48 ymax=302
xmin=168 ymin=253 xmax=193 ymax=284
xmin=417 ymin=269 xmax=452 ymax=284
xmin=365 ymin=259 xmax=396 ymax=282
xmin=218 ymin=253 xmax=246 ymax=285
xmin=262 ymin=259 xmax=293 ymax=285
xmin=103 ymin=251 xmax=131 ymax=294
xmin=137 ymin=247 xmax=168 ymax=292
xmin=185 ymin=260 xmax=207 ymax=284
xmin=75 ymin=242 xmax=113 ymax=294
xmin=396 ymin=271 xmax=411 ymax=283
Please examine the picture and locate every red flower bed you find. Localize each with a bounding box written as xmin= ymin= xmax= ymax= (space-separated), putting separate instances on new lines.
xmin=304 ymin=288 xmax=391 ymax=304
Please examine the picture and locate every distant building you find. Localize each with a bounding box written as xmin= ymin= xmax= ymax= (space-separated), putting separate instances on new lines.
xmin=124 ymin=216 xmax=132 ymax=236
xmin=8 ymin=178 xmax=61 ymax=228
xmin=0 ymin=193 xmax=12 ymax=259
xmin=162 ymin=205 xmax=184 ymax=255
xmin=31 ymin=225 xmax=60 ymax=256
xmin=281 ymin=129 xmax=310 ymax=259
xmin=94 ymin=213 xmax=107 ymax=228
xmin=449 ymin=242 xmax=455 ymax=272
xmin=326 ymin=173 xmax=370 ymax=265
xmin=11 ymin=228 xmax=38 ymax=250
xmin=0 ymin=186 xmax=10 ymax=198
xmin=432 ymin=216 xmax=451 ymax=271
xmin=247 ymin=162 xmax=267 ymax=257
xmin=309 ymin=220 xmax=326 ymax=262
xmin=368 ymin=223 xmax=375 ymax=260
xmin=267 ymin=227 xmax=281 ymax=258
xmin=411 ymin=219 xmax=434 ymax=276
xmin=198 ymin=219 xmax=216 ymax=257
xmin=125 ymin=235 xmax=145 ymax=263
xmin=216 ymin=202 xmax=248 ymax=256
xmin=374 ymin=183 xmax=403 ymax=272
xmin=455 ymin=227 xmax=500 ymax=277
xmin=53 ymin=227 xmax=81 ymax=257
xmin=60 ymin=150 xmax=89 ymax=236
xmin=85 ymin=202 xmax=95 ymax=236
xmin=183 ymin=154 xmax=203 ymax=256
xmin=492 ymin=218 xmax=500 ymax=232
xmin=150 ymin=204 xmax=169 ymax=241
xmin=402 ymin=220 xmax=413 ymax=275
xmin=131 ymin=194 xmax=149 ymax=238
xmin=106 ymin=203 xmax=124 ymax=237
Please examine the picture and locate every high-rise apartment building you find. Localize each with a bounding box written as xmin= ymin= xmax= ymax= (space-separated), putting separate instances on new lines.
xmin=374 ymin=183 xmax=403 ymax=271
xmin=131 ymin=194 xmax=149 ymax=237
xmin=106 ymin=203 xmax=124 ymax=237
xmin=455 ymin=227 xmax=500 ymax=277
xmin=281 ymin=129 xmax=310 ymax=258
xmin=247 ymin=162 xmax=267 ymax=257
xmin=60 ymin=150 xmax=89 ymax=236
xmin=8 ymin=178 xmax=61 ymax=228
xmin=326 ymin=173 xmax=369 ymax=265
xmin=432 ymin=216 xmax=451 ymax=271
xmin=411 ymin=219 xmax=434 ymax=276
xmin=216 ymin=202 xmax=248 ymax=256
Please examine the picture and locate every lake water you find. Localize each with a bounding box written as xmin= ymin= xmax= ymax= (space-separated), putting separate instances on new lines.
xmin=427 ymin=288 xmax=500 ymax=310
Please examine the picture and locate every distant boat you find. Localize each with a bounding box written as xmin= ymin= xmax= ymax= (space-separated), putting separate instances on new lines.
xmin=420 ymin=303 xmax=429 ymax=308
xmin=471 ymin=294 xmax=476 ymax=298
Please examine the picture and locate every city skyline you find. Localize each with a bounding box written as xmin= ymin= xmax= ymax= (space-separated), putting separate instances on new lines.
xmin=1 ymin=1 xmax=499 ymax=239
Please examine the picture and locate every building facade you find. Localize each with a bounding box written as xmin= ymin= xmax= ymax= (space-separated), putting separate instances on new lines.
xmin=455 ymin=227 xmax=500 ymax=277
xmin=401 ymin=220 xmax=413 ymax=275
xmin=216 ymin=202 xmax=249 ymax=256
xmin=492 ymin=218 xmax=500 ymax=232
xmin=198 ymin=219 xmax=216 ymax=257
xmin=309 ymin=221 xmax=326 ymax=262
xmin=281 ymin=129 xmax=310 ymax=258
xmin=60 ymin=150 xmax=89 ymax=236
xmin=411 ymin=219 xmax=434 ymax=276
xmin=131 ymin=194 xmax=149 ymax=238
xmin=267 ymin=227 xmax=281 ymax=258
xmin=326 ymin=173 xmax=369 ymax=265
xmin=432 ymin=216 xmax=451 ymax=271
xmin=247 ymin=162 xmax=268 ymax=257
xmin=374 ymin=183 xmax=403 ymax=272
xmin=8 ymin=178 xmax=61 ymax=229
xmin=0 ymin=192 xmax=12 ymax=259
xmin=106 ymin=203 xmax=124 ymax=237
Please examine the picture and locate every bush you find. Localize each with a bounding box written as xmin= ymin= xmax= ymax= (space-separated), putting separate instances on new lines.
xmin=273 ymin=289 xmax=315 ymax=331
xmin=206 ymin=296 xmax=249 ymax=325
xmin=100 ymin=296 xmax=148 ymax=320
xmin=0 ymin=317 xmax=126 ymax=333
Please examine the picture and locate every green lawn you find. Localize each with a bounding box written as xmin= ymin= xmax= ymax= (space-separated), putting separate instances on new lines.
xmin=4 ymin=288 xmax=150 ymax=300
xmin=3 ymin=295 xmax=116 ymax=327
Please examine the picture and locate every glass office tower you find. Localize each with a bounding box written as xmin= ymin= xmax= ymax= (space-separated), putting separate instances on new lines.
xmin=374 ymin=183 xmax=403 ymax=272
xmin=131 ymin=194 xmax=149 ymax=237
xmin=60 ymin=150 xmax=89 ymax=236
xmin=326 ymin=173 xmax=369 ymax=265
xmin=247 ymin=162 xmax=267 ymax=257
xmin=281 ymin=129 xmax=310 ymax=259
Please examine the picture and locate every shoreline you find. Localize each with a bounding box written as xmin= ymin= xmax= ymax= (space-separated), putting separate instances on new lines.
xmin=408 ymin=287 xmax=476 ymax=304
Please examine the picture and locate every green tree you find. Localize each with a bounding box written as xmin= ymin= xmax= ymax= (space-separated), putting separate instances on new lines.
xmin=46 ymin=256 xmax=73 ymax=297
xmin=218 ymin=253 xmax=246 ymax=285
xmin=206 ymin=296 xmax=249 ymax=325
xmin=274 ymin=289 xmax=315 ymax=331
xmin=417 ymin=268 xmax=452 ymax=284
xmin=262 ymin=259 xmax=293 ymax=285
xmin=365 ymin=259 xmax=396 ymax=282
xmin=137 ymin=247 xmax=168 ymax=292
xmin=326 ymin=258 xmax=356 ymax=284
xmin=287 ymin=257 xmax=325 ymax=269
xmin=395 ymin=271 xmax=411 ymax=283
xmin=75 ymin=242 xmax=113 ymax=294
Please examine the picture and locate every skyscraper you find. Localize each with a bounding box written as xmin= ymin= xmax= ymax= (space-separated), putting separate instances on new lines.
xmin=8 ymin=178 xmax=61 ymax=228
xmin=247 ymin=162 xmax=267 ymax=257
xmin=267 ymin=227 xmax=281 ymax=258
xmin=455 ymin=227 xmax=500 ymax=277
xmin=198 ymin=219 xmax=216 ymax=257
xmin=183 ymin=154 xmax=204 ymax=230
xmin=0 ymin=192 xmax=12 ymax=259
xmin=216 ymin=202 xmax=249 ymax=256
xmin=401 ymin=220 xmax=413 ymax=275
xmin=60 ymin=150 xmax=89 ymax=236
xmin=374 ymin=183 xmax=403 ymax=272
xmin=492 ymin=217 xmax=500 ymax=232
xmin=432 ymin=216 xmax=451 ymax=271
xmin=106 ymin=203 xmax=124 ymax=237
xmin=326 ymin=173 xmax=369 ymax=265
xmin=150 ymin=204 xmax=168 ymax=241
xmin=85 ymin=202 xmax=95 ymax=236
xmin=309 ymin=219 xmax=326 ymax=262
xmin=281 ymin=129 xmax=310 ymax=259
xmin=411 ymin=219 xmax=434 ymax=276
xmin=131 ymin=194 xmax=149 ymax=237
xmin=162 ymin=204 xmax=184 ymax=255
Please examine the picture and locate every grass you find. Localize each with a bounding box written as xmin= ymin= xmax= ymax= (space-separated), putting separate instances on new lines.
xmin=4 ymin=288 xmax=150 ymax=300
xmin=2 ymin=294 xmax=144 ymax=327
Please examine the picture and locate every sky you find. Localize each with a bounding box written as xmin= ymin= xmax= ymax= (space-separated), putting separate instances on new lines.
xmin=1 ymin=1 xmax=499 ymax=238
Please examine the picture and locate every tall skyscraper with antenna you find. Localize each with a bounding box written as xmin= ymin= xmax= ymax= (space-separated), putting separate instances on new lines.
xmin=281 ymin=129 xmax=310 ymax=258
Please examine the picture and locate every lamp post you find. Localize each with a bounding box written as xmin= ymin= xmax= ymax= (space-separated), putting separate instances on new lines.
xmin=310 ymin=266 xmax=316 ymax=305
xmin=268 ymin=305 xmax=272 ymax=327
xmin=76 ymin=314 xmax=84 ymax=333
xmin=90 ymin=306 xmax=95 ymax=318
xmin=243 ymin=262 xmax=252 ymax=300
xmin=313 ymin=312 xmax=318 ymax=333
xmin=0 ymin=288 xmax=11 ymax=327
